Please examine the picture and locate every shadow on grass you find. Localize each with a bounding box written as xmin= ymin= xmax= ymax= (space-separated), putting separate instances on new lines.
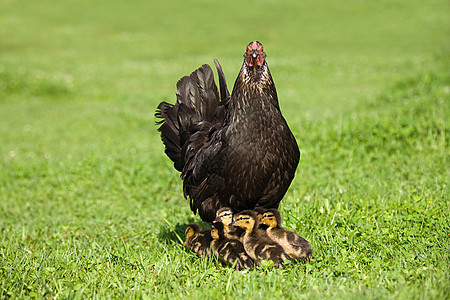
xmin=158 ymin=220 xmax=211 ymax=246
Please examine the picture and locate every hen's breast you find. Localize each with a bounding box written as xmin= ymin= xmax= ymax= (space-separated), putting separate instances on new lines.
xmin=221 ymin=98 xmax=299 ymax=208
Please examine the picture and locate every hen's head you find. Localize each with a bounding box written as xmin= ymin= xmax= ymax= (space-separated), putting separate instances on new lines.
xmin=244 ymin=41 xmax=266 ymax=68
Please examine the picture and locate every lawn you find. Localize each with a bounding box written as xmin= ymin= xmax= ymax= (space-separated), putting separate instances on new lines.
xmin=0 ymin=0 xmax=449 ymax=298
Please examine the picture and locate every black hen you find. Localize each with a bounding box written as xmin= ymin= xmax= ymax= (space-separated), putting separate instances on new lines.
xmin=155 ymin=41 xmax=300 ymax=222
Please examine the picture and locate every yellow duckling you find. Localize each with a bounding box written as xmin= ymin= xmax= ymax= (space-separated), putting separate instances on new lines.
xmin=211 ymin=222 xmax=254 ymax=270
xmin=184 ymin=223 xmax=212 ymax=259
xmin=260 ymin=209 xmax=312 ymax=262
xmin=231 ymin=210 xmax=292 ymax=268
xmin=214 ymin=207 xmax=245 ymax=241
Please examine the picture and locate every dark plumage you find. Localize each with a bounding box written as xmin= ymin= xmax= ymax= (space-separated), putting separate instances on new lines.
xmin=156 ymin=41 xmax=300 ymax=222
xmin=260 ymin=209 xmax=312 ymax=262
xmin=231 ymin=210 xmax=292 ymax=268
xmin=184 ymin=223 xmax=212 ymax=259
xmin=210 ymin=222 xmax=254 ymax=270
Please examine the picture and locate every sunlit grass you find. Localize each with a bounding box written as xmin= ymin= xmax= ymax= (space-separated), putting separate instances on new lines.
xmin=0 ymin=0 xmax=449 ymax=298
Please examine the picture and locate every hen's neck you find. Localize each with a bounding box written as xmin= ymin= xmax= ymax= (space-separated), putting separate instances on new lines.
xmin=229 ymin=62 xmax=279 ymax=113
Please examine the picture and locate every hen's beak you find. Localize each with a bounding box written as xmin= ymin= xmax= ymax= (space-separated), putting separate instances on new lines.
xmin=250 ymin=50 xmax=260 ymax=69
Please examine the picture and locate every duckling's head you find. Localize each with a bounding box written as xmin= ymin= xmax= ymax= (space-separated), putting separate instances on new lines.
xmin=253 ymin=207 xmax=266 ymax=223
xmin=211 ymin=222 xmax=225 ymax=240
xmin=184 ymin=223 xmax=200 ymax=245
xmin=231 ymin=210 xmax=257 ymax=232
xmin=260 ymin=209 xmax=282 ymax=228
xmin=214 ymin=207 xmax=234 ymax=225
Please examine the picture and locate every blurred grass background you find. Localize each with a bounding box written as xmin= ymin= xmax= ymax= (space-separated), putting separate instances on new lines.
xmin=0 ymin=0 xmax=449 ymax=298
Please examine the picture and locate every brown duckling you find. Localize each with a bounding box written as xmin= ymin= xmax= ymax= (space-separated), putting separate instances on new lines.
xmin=260 ymin=209 xmax=312 ymax=262
xmin=254 ymin=207 xmax=269 ymax=230
xmin=231 ymin=210 xmax=292 ymax=268
xmin=214 ymin=207 xmax=245 ymax=241
xmin=184 ymin=223 xmax=212 ymax=259
xmin=210 ymin=222 xmax=254 ymax=270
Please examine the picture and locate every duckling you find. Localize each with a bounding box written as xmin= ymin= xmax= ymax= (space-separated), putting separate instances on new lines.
xmin=214 ymin=207 xmax=245 ymax=241
xmin=253 ymin=207 xmax=269 ymax=230
xmin=210 ymin=222 xmax=254 ymax=270
xmin=260 ymin=209 xmax=312 ymax=262
xmin=184 ymin=223 xmax=212 ymax=259
xmin=231 ymin=210 xmax=292 ymax=268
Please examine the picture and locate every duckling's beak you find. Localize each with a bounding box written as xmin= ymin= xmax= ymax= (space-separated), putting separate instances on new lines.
xmin=229 ymin=221 xmax=237 ymax=226
xmin=213 ymin=216 xmax=222 ymax=223
xmin=183 ymin=240 xmax=187 ymax=246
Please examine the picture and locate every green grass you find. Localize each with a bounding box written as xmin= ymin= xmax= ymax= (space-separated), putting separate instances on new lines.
xmin=0 ymin=0 xmax=449 ymax=298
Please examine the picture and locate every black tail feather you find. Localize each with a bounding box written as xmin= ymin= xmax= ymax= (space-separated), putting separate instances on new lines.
xmin=214 ymin=59 xmax=230 ymax=102
xmin=156 ymin=62 xmax=224 ymax=174
xmin=155 ymin=102 xmax=183 ymax=171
